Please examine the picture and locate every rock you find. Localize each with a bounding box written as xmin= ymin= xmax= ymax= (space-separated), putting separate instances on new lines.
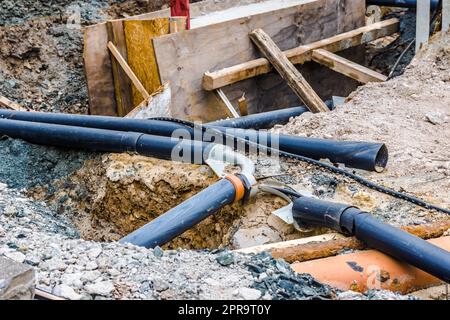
xmin=231 ymin=226 xmax=282 ymax=249
xmin=215 ymin=252 xmax=235 ymax=266
xmin=237 ymin=287 xmax=262 ymax=300
xmin=4 ymin=251 xmax=26 ymax=263
xmin=80 ymin=270 xmax=101 ymax=282
xmin=337 ymin=291 xmax=365 ymax=300
xmin=24 ymin=254 xmax=40 ymax=266
xmin=85 ymin=281 xmax=115 ymax=296
xmin=0 ymin=257 xmax=35 ymax=299
xmin=153 ymin=279 xmax=169 ymax=292
xmin=425 ymin=112 xmax=448 ymax=125
xmin=60 ymin=273 xmax=83 ymax=288
xmin=275 ymin=259 xmax=291 ymax=275
xmin=53 ymin=284 xmax=82 ymax=300
xmin=41 ymin=258 xmax=67 ymax=271
xmin=85 ymin=261 xmax=98 ymax=271
xmin=87 ymin=247 xmax=102 ymax=260
xmin=153 ymin=246 xmax=164 ymax=258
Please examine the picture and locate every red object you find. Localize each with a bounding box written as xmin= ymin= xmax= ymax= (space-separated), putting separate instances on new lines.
xmin=170 ymin=0 xmax=190 ymax=30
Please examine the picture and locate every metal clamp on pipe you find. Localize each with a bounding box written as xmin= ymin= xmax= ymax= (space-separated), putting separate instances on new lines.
xmin=204 ymin=144 xmax=257 ymax=202
xmin=120 ymin=144 xmax=257 ymax=248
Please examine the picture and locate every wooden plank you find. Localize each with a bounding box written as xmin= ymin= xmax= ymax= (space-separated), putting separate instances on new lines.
xmin=416 ymin=0 xmax=430 ymax=53
xmin=214 ymin=89 xmax=240 ymax=118
xmin=82 ymin=0 xmax=259 ymax=115
xmin=107 ymin=42 xmax=150 ymax=101
xmin=83 ymin=25 xmax=117 ymax=116
xmin=107 ymin=20 xmax=133 ymax=116
xmin=271 ymin=220 xmax=450 ymax=264
xmin=154 ymin=0 xmax=364 ymax=121
xmin=169 ymin=16 xmax=187 ymax=33
xmin=234 ymin=233 xmax=344 ymax=254
xmin=237 ymin=95 xmax=249 ymax=116
xmin=123 ymin=19 xmax=170 ymax=107
xmin=0 ymin=96 xmax=27 ymax=111
xmin=443 ymin=0 xmax=450 ymax=33
xmin=203 ymin=18 xmax=399 ymax=90
xmin=249 ymin=28 xmax=329 ymax=113
xmin=311 ymin=49 xmax=387 ymax=83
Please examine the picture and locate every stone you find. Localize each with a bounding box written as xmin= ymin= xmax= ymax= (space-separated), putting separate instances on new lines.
xmin=153 ymin=279 xmax=169 ymax=292
xmin=153 ymin=246 xmax=164 ymax=258
xmin=87 ymin=247 xmax=102 ymax=260
xmin=0 ymin=257 xmax=35 ymax=299
xmin=85 ymin=261 xmax=98 ymax=271
xmin=4 ymin=251 xmax=26 ymax=263
xmin=215 ymin=252 xmax=235 ymax=266
xmin=41 ymin=258 xmax=67 ymax=271
xmin=80 ymin=270 xmax=101 ymax=282
xmin=237 ymin=287 xmax=262 ymax=300
xmin=425 ymin=112 xmax=448 ymax=125
xmin=60 ymin=273 xmax=83 ymax=288
xmin=53 ymin=284 xmax=82 ymax=300
xmin=231 ymin=226 xmax=282 ymax=249
xmin=85 ymin=281 xmax=115 ymax=296
xmin=24 ymin=254 xmax=40 ymax=267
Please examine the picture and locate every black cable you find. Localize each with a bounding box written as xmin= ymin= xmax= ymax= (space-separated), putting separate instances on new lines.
xmin=149 ymin=117 xmax=450 ymax=215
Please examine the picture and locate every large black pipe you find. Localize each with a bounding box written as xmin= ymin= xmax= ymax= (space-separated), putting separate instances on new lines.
xmin=0 ymin=119 xmax=210 ymax=164
xmin=292 ymin=197 xmax=450 ymax=283
xmin=366 ymin=0 xmax=440 ymax=8
xmin=209 ymin=100 xmax=333 ymax=129
xmin=0 ymin=110 xmax=388 ymax=172
xmin=120 ymin=178 xmax=237 ymax=248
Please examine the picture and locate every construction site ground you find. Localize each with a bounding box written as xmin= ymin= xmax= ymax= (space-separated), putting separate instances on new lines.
xmin=0 ymin=1 xmax=449 ymax=300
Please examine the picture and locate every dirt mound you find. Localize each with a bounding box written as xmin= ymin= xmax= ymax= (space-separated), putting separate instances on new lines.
xmin=0 ymin=0 xmax=173 ymax=114
xmin=272 ymin=32 xmax=450 ymax=224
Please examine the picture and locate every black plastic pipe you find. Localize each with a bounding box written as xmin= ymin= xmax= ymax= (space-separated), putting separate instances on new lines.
xmin=120 ymin=178 xmax=237 ymax=248
xmin=209 ymin=100 xmax=333 ymax=129
xmin=210 ymin=106 xmax=309 ymax=129
xmin=292 ymin=197 xmax=450 ymax=283
xmin=0 ymin=119 xmax=209 ymax=164
xmin=366 ymin=0 xmax=440 ymax=8
xmin=210 ymin=127 xmax=388 ymax=172
xmin=0 ymin=110 xmax=388 ymax=172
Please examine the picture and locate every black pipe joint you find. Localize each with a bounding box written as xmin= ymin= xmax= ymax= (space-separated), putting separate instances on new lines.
xmin=292 ymin=197 xmax=365 ymax=235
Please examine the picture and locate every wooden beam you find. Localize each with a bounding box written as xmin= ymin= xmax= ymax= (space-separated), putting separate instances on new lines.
xmin=214 ymin=89 xmax=240 ymax=118
xmin=234 ymin=233 xmax=344 ymax=255
xmin=268 ymin=220 xmax=450 ymax=264
xmin=0 ymin=96 xmax=27 ymax=111
xmin=237 ymin=95 xmax=248 ymax=116
xmin=203 ymin=18 xmax=399 ymax=91
xmin=443 ymin=0 xmax=450 ymax=33
xmin=107 ymin=20 xmax=133 ymax=116
xmin=123 ymin=19 xmax=170 ymax=107
xmin=107 ymin=42 xmax=150 ymax=101
xmin=416 ymin=0 xmax=430 ymax=53
xmin=83 ymin=25 xmax=117 ymax=116
xmin=311 ymin=49 xmax=387 ymax=83
xmin=249 ymin=28 xmax=329 ymax=113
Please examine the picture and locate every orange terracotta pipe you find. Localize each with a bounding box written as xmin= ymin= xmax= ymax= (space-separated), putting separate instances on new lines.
xmin=291 ymin=236 xmax=450 ymax=294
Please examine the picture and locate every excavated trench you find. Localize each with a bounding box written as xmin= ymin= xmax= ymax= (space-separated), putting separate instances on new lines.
xmin=0 ymin=1 xmax=428 ymax=251
xmin=27 ymin=152 xmax=299 ymax=250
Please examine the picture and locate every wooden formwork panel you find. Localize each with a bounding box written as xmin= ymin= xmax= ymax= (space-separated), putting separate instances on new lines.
xmin=153 ymin=0 xmax=366 ymax=121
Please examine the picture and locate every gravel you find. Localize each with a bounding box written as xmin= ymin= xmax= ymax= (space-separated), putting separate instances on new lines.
xmin=0 ymin=182 xmax=344 ymax=300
